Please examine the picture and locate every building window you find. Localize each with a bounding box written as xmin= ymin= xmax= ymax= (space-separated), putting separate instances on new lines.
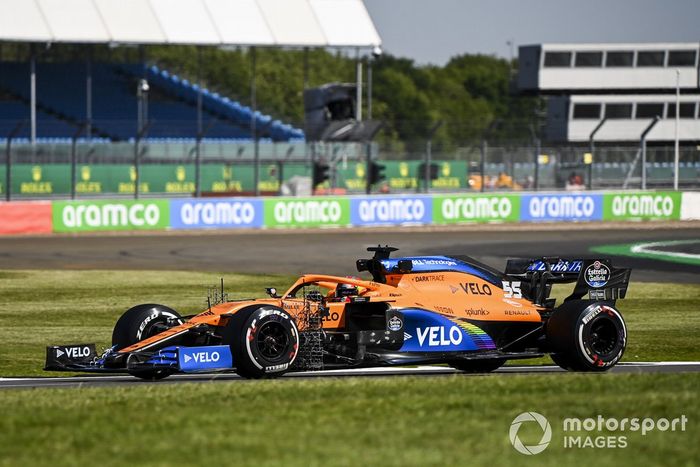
xmin=636 ymin=103 xmax=665 ymax=119
xmin=573 ymin=103 xmax=601 ymax=119
xmin=668 ymin=50 xmax=697 ymax=67
xmin=605 ymin=51 xmax=634 ymax=67
xmin=605 ymin=103 xmax=633 ymax=119
xmin=637 ymin=51 xmax=665 ymax=67
xmin=667 ymin=103 xmax=697 ymax=118
xmin=544 ymin=51 xmax=572 ymax=67
xmin=575 ymin=51 xmax=603 ymax=67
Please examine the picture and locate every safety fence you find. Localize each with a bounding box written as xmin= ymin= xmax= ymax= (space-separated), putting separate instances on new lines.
xmin=1 ymin=191 xmax=698 ymax=235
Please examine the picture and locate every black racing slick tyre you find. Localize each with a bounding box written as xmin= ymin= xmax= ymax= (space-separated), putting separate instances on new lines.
xmin=222 ymin=306 xmax=300 ymax=379
xmin=449 ymin=358 xmax=506 ymax=373
xmin=546 ymin=301 xmax=626 ymax=372
xmin=112 ymin=304 xmax=184 ymax=380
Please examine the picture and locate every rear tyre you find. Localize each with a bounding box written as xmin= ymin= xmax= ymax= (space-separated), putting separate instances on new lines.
xmin=546 ymin=301 xmax=626 ymax=372
xmin=112 ymin=304 xmax=183 ymax=380
xmin=221 ymin=306 xmax=299 ymax=379
xmin=449 ymin=358 xmax=506 ymax=373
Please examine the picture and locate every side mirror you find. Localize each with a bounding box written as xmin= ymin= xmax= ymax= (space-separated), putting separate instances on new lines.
xmin=265 ymin=287 xmax=279 ymax=298
xmin=397 ymin=259 xmax=413 ymax=272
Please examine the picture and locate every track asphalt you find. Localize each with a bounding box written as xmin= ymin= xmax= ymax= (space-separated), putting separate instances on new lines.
xmin=0 ymin=223 xmax=698 ymax=282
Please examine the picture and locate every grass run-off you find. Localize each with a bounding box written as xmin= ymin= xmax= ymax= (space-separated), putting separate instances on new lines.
xmin=0 ymin=269 xmax=698 ymax=376
xmin=0 ymin=374 xmax=698 ymax=466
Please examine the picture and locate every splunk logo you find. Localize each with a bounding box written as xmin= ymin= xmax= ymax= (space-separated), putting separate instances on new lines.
xmin=522 ymin=194 xmax=602 ymax=221
xmin=57 ymin=201 xmax=165 ymax=231
xmin=607 ymin=194 xmax=677 ymax=219
xmin=438 ymin=196 xmax=515 ymax=222
xmin=171 ymin=199 xmax=262 ymax=229
xmin=351 ymin=197 xmax=430 ymax=225
xmin=268 ymin=199 xmax=347 ymax=226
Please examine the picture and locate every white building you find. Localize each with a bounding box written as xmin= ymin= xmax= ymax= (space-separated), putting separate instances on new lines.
xmin=518 ymin=43 xmax=700 ymax=143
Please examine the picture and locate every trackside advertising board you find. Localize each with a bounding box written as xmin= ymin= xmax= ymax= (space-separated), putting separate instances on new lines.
xmin=432 ymin=194 xmax=520 ymax=224
xmin=0 ymin=201 xmax=53 ymax=234
xmin=170 ymin=198 xmax=263 ymax=229
xmin=521 ymin=193 xmax=603 ymax=222
xmin=350 ymin=196 xmax=432 ymax=226
xmin=52 ymin=200 xmax=169 ymax=232
xmin=264 ymin=197 xmax=350 ymax=228
xmin=3 ymin=190 xmax=694 ymax=235
xmin=603 ymin=192 xmax=681 ymax=221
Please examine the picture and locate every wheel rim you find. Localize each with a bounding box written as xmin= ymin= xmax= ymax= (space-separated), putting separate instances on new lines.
xmin=256 ymin=321 xmax=290 ymax=360
xmin=589 ymin=318 xmax=619 ymax=356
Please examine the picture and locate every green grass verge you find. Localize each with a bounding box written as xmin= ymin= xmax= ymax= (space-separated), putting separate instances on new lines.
xmin=0 ymin=270 xmax=699 ymax=377
xmin=0 ymin=374 xmax=698 ymax=466
xmin=0 ymin=270 xmax=292 ymax=377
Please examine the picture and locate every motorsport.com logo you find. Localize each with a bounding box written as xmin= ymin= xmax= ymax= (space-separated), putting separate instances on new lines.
xmin=509 ymin=412 xmax=688 ymax=455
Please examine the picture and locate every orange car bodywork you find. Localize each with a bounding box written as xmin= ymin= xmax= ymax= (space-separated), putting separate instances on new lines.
xmin=119 ymin=272 xmax=543 ymax=354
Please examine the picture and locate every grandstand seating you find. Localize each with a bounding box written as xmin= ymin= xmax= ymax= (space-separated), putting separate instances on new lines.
xmin=0 ymin=62 xmax=304 ymax=141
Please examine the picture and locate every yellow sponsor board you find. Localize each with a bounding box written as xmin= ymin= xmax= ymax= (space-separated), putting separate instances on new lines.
xmin=211 ymin=181 xmax=243 ymax=192
xmin=119 ymin=182 xmax=150 ymax=193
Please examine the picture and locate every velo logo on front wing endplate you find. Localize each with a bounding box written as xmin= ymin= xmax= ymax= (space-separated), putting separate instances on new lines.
xmin=178 ymin=346 xmax=232 ymax=372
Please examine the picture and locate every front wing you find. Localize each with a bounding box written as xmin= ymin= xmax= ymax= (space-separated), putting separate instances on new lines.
xmin=45 ymin=344 xmax=234 ymax=374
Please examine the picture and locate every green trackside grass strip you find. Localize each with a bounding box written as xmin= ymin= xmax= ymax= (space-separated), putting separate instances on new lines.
xmin=592 ymin=240 xmax=700 ymax=267
xmin=0 ymin=374 xmax=698 ymax=466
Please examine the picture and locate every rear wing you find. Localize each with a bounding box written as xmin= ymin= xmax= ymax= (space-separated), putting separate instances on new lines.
xmin=505 ymin=257 xmax=631 ymax=307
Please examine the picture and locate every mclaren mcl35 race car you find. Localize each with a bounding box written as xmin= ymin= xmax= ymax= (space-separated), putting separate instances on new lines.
xmin=46 ymin=246 xmax=631 ymax=379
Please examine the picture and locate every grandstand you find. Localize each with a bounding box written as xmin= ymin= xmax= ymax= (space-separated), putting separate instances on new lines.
xmin=0 ymin=62 xmax=304 ymax=141
xmin=0 ymin=0 xmax=381 ymax=144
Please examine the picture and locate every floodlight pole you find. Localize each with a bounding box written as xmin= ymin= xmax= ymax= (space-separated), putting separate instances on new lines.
xmin=480 ymin=119 xmax=501 ymax=192
xmin=250 ymin=47 xmax=259 ymax=197
xmin=674 ymin=69 xmax=680 ymax=190
xmin=195 ymin=46 xmax=203 ymax=197
xmin=86 ymin=48 xmax=93 ymax=141
xmin=70 ymin=123 xmax=86 ymax=200
xmin=425 ymin=121 xmax=443 ymax=193
xmin=135 ymin=79 xmax=150 ymax=200
xmin=355 ymin=48 xmax=362 ymax=121
xmin=367 ymin=56 xmax=373 ymax=120
xmin=588 ymin=117 xmax=607 ymax=190
xmin=640 ymin=116 xmax=660 ymax=191
xmin=528 ymin=124 xmax=540 ymax=192
xmin=30 ymin=46 xmax=36 ymax=147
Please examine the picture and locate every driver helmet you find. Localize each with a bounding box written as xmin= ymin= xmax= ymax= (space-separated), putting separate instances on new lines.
xmin=336 ymin=283 xmax=358 ymax=297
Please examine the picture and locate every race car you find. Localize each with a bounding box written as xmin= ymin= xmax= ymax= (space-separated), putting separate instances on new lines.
xmin=45 ymin=246 xmax=631 ymax=379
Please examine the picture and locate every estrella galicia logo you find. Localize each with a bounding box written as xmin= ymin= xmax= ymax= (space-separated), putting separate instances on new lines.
xmin=388 ymin=316 xmax=403 ymax=331
xmin=170 ymin=198 xmax=263 ymax=229
xmin=350 ymin=196 xmax=431 ymax=226
xmin=584 ymin=261 xmax=611 ymax=288
xmin=521 ymin=194 xmax=602 ymax=222
xmin=509 ymin=412 xmax=552 ymax=455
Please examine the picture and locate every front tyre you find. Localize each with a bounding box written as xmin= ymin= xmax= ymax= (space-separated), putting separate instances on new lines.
xmin=112 ymin=304 xmax=183 ymax=380
xmin=222 ymin=306 xmax=299 ymax=379
xmin=546 ymin=301 xmax=626 ymax=372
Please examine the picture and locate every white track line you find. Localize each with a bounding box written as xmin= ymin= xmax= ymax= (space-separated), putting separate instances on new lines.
xmin=2 ymin=362 xmax=699 ymax=383
xmin=631 ymin=240 xmax=700 ymax=260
